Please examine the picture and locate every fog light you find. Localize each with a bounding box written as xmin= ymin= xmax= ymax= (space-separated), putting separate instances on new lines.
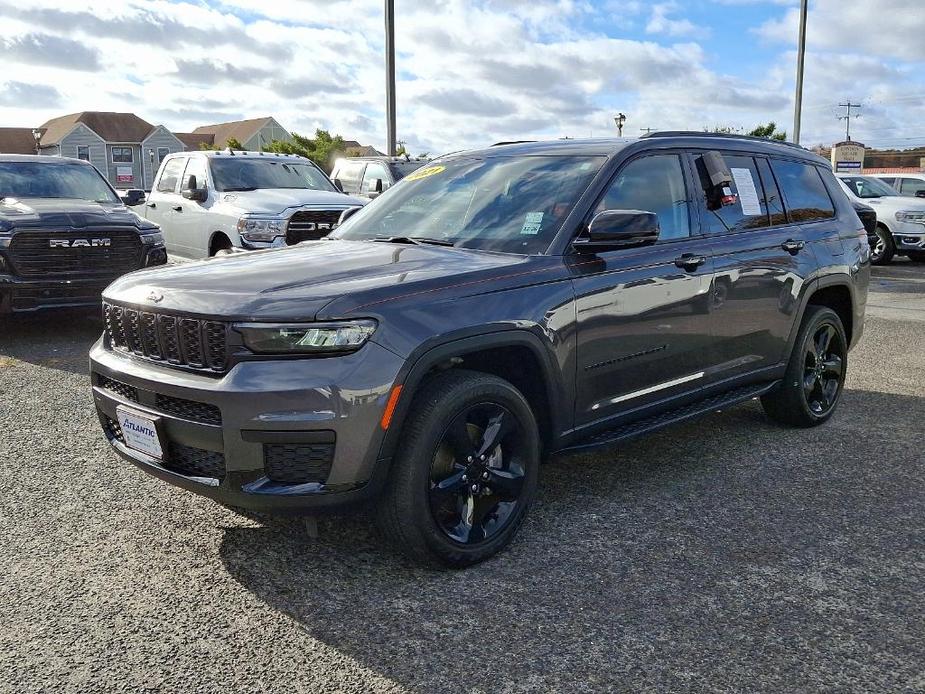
xmin=146 ymin=248 xmax=168 ymax=266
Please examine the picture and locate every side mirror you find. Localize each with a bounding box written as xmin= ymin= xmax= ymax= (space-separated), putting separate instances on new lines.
xmin=573 ymin=210 xmax=660 ymax=252
xmin=338 ymin=206 xmax=363 ymax=225
xmin=182 ymin=187 xmax=207 ymax=202
xmin=121 ymin=189 xmax=145 ymax=206
xmin=332 ymin=178 xmax=344 ymax=193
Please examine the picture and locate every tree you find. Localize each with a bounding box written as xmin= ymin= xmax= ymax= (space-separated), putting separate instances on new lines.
xmin=199 ymin=136 xmax=245 ymax=151
xmin=262 ymin=129 xmax=346 ymax=172
xmin=746 ymin=122 xmax=787 ymax=141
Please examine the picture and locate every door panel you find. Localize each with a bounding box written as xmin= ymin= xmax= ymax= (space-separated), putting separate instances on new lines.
xmin=571 ymin=152 xmax=715 ymax=428
xmin=147 ymin=157 xmax=186 ymax=257
xmin=697 ymin=154 xmax=817 ymax=380
xmin=174 ymin=157 xmax=211 ymax=259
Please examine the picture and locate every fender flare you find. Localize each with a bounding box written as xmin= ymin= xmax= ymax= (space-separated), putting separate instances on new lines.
xmin=786 ymin=273 xmax=856 ymax=352
xmin=208 ymin=231 xmax=233 ymax=255
xmin=377 ymin=328 xmax=569 ymax=461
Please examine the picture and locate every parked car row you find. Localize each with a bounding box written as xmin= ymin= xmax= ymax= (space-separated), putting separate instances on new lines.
xmin=836 ymin=173 xmax=925 ymax=264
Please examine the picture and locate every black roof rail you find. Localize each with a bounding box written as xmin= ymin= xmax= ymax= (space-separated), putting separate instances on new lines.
xmin=491 ymin=140 xmax=537 ymax=147
xmin=641 ymin=130 xmax=807 ymax=150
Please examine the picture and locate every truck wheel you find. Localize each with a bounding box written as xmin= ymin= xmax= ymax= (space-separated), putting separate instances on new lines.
xmin=210 ymin=234 xmax=233 ymax=257
xmin=375 ymin=369 xmax=540 ymax=568
xmin=870 ymin=225 xmax=895 ymax=265
xmin=761 ymin=306 xmax=847 ymax=428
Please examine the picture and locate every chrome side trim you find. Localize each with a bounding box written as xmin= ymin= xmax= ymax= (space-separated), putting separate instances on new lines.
xmin=609 ymin=371 xmax=705 ymax=405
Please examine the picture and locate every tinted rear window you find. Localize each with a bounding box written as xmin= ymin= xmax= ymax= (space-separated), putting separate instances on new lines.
xmin=771 ymin=159 xmax=835 ymax=223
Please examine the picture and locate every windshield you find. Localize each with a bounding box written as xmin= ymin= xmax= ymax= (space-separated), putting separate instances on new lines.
xmin=841 ymin=176 xmax=897 ymax=198
xmin=0 ymin=161 xmax=119 ymax=203
xmin=332 ymin=155 xmax=605 ymax=254
xmin=210 ymin=158 xmax=337 ymax=192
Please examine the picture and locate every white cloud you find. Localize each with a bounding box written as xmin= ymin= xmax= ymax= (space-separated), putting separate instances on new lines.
xmin=0 ymin=0 xmax=919 ymax=154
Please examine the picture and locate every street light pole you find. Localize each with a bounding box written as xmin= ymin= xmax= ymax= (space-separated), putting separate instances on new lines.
xmin=792 ymin=0 xmax=808 ymax=144
xmin=385 ymin=0 xmax=397 ymax=156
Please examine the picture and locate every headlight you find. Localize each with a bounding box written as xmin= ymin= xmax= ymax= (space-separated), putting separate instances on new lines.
xmin=237 ymin=217 xmax=286 ymax=242
xmin=141 ymin=231 xmax=164 ymax=246
xmin=895 ymin=211 xmax=925 ymax=224
xmin=235 ymin=320 xmax=377 ymax=354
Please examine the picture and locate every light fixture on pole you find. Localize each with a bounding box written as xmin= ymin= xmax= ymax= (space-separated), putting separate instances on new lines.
xmin=614 ymin=113 xmax=626 ymax=137
xmin=792 ymin=0 xmax=808 ymax=144
xmin=31 ymin=129 xmax=41 ymax=155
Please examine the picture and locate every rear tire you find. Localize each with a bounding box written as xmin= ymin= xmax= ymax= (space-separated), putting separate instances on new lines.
xmin=761 ymin=306 xmax=847 ymax=428
xmin=870 ymin=225 xmax=895 ymax=265
xmin=375 ymin=370 xmax=540 ymax=568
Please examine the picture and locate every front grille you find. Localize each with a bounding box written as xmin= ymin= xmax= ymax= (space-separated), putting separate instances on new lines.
xmin=286 ymin=210 xmax=343 ymax=244
xmin=8 ymin=282 xmax=109 ymax=311
xmin=155 ymin=394 xmax=222 ymax=426
xmin=264 ymin=443 xmax=334 ymax=485
xmin=98 ymin=375 xmax=138 ymax=402
xmin=104 ymin=302 xmax=229 ymax=374
xmin=9 ymin=229 xmax=143 ymax=277
xmin=165 ymin=442 xmax=225 ymax=480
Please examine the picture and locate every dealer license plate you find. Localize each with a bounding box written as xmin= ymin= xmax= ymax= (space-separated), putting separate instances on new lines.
xmin=115 ymin=405 xmax=163 ymax=459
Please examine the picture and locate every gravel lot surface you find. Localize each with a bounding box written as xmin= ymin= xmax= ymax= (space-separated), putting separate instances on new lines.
xmin=1 ymin=264 xmax=923 ymax=693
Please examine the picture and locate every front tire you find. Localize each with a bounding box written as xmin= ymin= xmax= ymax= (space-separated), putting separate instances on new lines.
xmin=375 ymin=370 xmax=540 ymax=568
xmin=870 ymin=225 xmax=895 ymax=265
xmin=761 ymin=306 xmax=847 ymax=427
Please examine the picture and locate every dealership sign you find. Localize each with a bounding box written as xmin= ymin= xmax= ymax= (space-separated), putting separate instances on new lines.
xmin=116 ymin=166 xmax=133 ymax=183
xmin=831 ymin=141 xmax=865 ymax=173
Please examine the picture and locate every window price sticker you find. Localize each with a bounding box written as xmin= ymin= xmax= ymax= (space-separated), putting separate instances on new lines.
xmin=521 ymin=211 xmax=544 ymax=235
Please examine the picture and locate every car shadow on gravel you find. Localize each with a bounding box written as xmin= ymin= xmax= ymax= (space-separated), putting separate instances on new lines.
xmin=0 ymin=309 xmax=102 ymax=376
xmin=218 ymin=390 xmax=925 ymax=691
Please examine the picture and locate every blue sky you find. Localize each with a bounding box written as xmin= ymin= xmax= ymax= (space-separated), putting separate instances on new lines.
xmin=0 ymin=0 xmax=922 ymax=154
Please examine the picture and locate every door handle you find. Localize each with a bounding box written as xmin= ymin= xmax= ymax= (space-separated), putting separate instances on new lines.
xmin=172 ymin=205 xmax=183 ymax=212
xmin=146 ymin=202 xmax=156 ymax=208
xmin=781 ymin=239 xmax=806 ymax=254
xmin=674 ymin=253 xmax=707 ymax=271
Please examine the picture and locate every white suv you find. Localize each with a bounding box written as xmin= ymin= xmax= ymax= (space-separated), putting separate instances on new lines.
xmin=144 ymin=150 xmax=366 ymax=259
xmin=868 ymin=172 xmax=925 ymax=199
xmin=837 ymin=174 xmax=925 ymax=264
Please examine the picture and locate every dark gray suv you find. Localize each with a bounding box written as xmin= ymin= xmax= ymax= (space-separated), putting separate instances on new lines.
xmin=90 ymin=133 xmax=870 ymax=567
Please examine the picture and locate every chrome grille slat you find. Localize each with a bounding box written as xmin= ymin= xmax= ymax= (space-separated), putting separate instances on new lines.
xmin=103 ymin=301 xmax=228 ymax=374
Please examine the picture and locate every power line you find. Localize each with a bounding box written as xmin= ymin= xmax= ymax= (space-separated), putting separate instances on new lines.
xmin=837 ymin=100 xmax=862 ymax=141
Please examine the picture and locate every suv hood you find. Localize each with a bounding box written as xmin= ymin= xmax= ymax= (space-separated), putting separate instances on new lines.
xmin=103 ymin=240 xmax=534 ymax=321
xmin=217 ymin=188 xmax=366 ymax=215
xmin=0 ymin=197 xmax=146 ymax=229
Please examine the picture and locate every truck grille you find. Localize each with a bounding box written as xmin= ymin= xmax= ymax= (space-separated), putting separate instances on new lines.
xmin=9 ymin=229 xmax=143 ymax=277
xmin=103 ymin=301 xmax=229 ymax=373
xmin=286 ymin=210 xmax=343 ymax=244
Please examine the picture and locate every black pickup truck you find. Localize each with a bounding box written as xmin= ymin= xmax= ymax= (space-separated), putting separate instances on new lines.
xmin=0 ymin=155 xmax=166 ymax=314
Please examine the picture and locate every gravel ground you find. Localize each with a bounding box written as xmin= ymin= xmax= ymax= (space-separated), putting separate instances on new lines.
xmin=1 ymin=268 xmax=923 ymax=693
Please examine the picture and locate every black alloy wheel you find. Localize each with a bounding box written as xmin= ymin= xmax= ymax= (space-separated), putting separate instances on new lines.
xmin=428 ymin=403 xmax=527 ymax=545
xmin=376 ymin=370 xmax=540 ymax=568
xmin=801 ymin=323 xmax=844 ymax=417
xmin=761 ymin=305 xmax=848 ymax=428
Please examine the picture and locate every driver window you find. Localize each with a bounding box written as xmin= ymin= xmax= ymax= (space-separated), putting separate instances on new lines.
xmin=156 ymin=158 xmax=185 ymax=193
xmin=595 ymin=155 xmax=690 ymax=240
xmin=361 ymin=162 xmax=390 ymax=194
xmin=181 ymin=157 xmax=208 ymax=191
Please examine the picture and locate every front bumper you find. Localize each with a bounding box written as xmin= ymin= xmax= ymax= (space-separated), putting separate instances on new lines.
xmin=891 ymin=221 xmax=925 ymax=251
xmin=90 ymin=338 xmax=404 ymax=514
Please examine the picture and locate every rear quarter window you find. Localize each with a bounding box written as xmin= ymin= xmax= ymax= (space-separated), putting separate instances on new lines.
xmin=770 ymin=159 xmax=835 ymax=223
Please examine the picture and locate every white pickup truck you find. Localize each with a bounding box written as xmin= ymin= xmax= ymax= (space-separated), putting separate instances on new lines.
xmin=143 ymin=150 xmax=366 ymax=259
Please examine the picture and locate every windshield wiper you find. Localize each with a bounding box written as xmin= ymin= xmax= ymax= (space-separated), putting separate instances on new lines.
xmin=371 ymin=235 xmax=456 ymax=247
xmin=223 ymin=186 xmax=258 ymax=192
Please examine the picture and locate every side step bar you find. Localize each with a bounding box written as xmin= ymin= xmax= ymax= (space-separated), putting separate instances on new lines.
xmin=560 ymin=380 xmax=780 ymax=453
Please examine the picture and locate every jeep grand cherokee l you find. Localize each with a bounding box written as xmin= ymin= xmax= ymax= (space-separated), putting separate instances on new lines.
xmin=0 ymin=155 xmax=166 ymax=314
xmin=143 ymin=150 xmax=365 ymax=259
xmin=90 ymin=133 xmax=869 ymax=567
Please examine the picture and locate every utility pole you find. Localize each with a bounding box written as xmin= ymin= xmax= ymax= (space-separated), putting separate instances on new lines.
xmin=614 ymin=113 xmax=626 ymax=137
xmin=385 ymin=0 xmax=397 ymax=156
xmin=792 ymin=0 xmax=808 ymax=144
xmin=640 ymin=127 xmax=657 ymax=135
xmin=838 ymin=100 xmax=862 ymax=141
